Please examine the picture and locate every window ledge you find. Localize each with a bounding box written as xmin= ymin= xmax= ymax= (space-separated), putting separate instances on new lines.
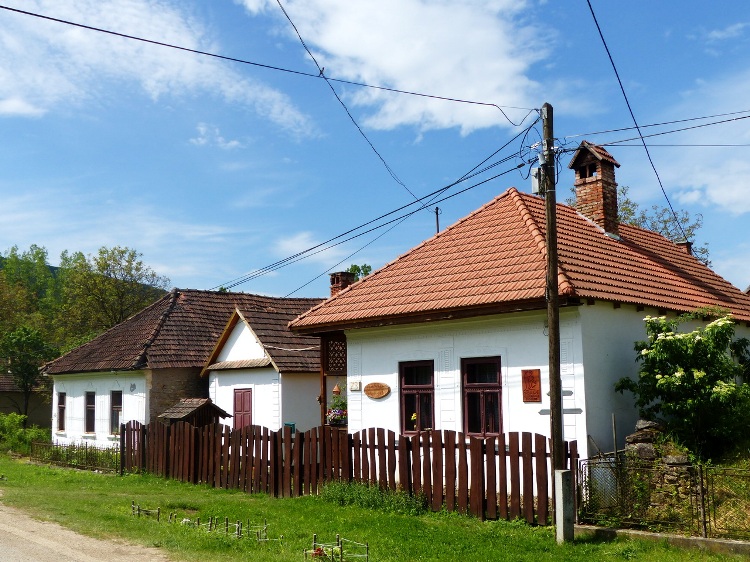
xmin=82 ymin=433 xmax=96 ymax=439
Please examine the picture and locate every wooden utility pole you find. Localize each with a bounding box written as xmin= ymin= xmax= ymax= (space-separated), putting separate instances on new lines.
xmin=542 ymin=103 xmax=564 ymax=471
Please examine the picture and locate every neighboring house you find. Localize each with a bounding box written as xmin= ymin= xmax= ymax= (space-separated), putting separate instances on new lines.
xmin=289 ymin=141 xmax=750 ymax=460
xmin=200 ymin=299 xmax=324 ymax=433
xmin=0 ymin=374 xmax=50 ymax=428
xmin=43 ymin=289 xmax=322 ymax=447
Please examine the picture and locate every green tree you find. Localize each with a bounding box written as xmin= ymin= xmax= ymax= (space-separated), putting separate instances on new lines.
xmin=617 ymin=185 xmax=709 ymax=265
xmin=346 ymin=264 xmax=372 ymax=281
xmin=0 ymin=245 xmax=59 ymax=333
xmin=57 ymin=246 xmax=170 ymax=338
xmin=0 ymin=326 xmax=57 ymax=424
xmin=567 ymin=185 xmax=709 ymax=264
xmin=615 ymin=312 xmax=750 ymax=459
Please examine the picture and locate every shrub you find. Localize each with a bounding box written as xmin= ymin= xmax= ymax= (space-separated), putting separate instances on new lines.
xmin=0 ymin=412 xmax=51 ymax=455
xmin=616 ymin=312 xmax=750 ymax=460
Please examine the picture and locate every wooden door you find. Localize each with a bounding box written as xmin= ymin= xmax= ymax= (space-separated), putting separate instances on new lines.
xmin=233 ymin=388 xmax=252 ymax=429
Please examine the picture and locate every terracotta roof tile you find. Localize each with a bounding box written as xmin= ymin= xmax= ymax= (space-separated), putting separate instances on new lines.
xmin=45 ymin=290 xmax=323 ymax=375
xmin=290 ymin=188 xmax=750 ymax=332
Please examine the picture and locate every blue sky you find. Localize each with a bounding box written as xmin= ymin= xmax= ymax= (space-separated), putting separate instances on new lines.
xmin=1 ymin=0 xmax=749 ymax=297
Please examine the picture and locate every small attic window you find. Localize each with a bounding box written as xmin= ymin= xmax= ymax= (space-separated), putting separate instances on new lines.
xmin=580 ymin=162 xmax=598 ymax=179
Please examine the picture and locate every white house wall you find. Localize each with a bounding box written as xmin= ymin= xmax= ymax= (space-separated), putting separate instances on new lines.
xmin=577 ymin=304 xmax=750 ymax=456
xmin=280 ymin=372 xmax=322 ymax=432
xmin=217 ymin=321 xmax=265 ymax=362
xmin=208 ymin=369 xmax=281 ymax=430
xmin=51 ymin=372 xmax=147 ymax=447
xmin=344 ymin=309 xmax=592 ymax=455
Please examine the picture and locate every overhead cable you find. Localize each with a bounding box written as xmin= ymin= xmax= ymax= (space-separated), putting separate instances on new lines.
xmin=586 ymin=0 xmax=688 ymax=242
xmin=0 ymin=4 xmax=532 ymax=126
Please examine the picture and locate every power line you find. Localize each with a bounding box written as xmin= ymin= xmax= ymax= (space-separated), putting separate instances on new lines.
xmin=219 ymin=156 xmax=528 ymax=291
xmin=0 ymin=4 xmax=533 ymax=125
xmin=275 ymin=0 xmax=415 ymax=199
xmin=282 ymin=121 xmax=540 ymax=296
xmin=585 ymin=0 xmax=688 ymax=242
xmin=562 ymin=109 xmax=750 ymax=140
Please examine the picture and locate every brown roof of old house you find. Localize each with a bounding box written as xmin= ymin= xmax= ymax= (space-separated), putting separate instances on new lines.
xmin=157 ymin=398 xmax=230 ymax=420
xmin=290 ymin=188 xmax=750 ymax=332
xmin=44 ymin=289 xmax=323 ymax=375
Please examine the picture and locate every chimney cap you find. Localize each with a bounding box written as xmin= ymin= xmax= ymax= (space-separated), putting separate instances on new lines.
xmin=568 ymin=140 xmax=620 ymax=170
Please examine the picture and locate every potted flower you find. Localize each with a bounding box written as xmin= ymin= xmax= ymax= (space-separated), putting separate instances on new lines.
xmin=326 ymin=394 xmax=347 ymax=426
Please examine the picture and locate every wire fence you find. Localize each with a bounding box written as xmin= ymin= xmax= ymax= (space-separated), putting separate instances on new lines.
xmin=578 ymin=457 xmax=750 ymax=540
xmin=30 ymin=440 xmax=120 ymax=473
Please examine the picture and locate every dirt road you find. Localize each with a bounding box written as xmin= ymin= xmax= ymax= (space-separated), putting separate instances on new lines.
xmin=0 ymin=494 xmax=171 ymax=562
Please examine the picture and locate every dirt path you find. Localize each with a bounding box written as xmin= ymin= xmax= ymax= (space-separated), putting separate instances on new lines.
xmin=0 ymin=492 xmax=171 ymax=562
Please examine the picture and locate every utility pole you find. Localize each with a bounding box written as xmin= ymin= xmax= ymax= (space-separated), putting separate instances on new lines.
xmin=435 ymin=207 xmax=441 ymax=234
xmin=542 ymin=102 xmax=573 ymax=544
xmin=542 ymin=102 xmax=563 ymax=472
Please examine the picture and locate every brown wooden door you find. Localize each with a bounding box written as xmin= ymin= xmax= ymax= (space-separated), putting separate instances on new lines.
xmin=233 ymin=388 xmax=252 ymax=429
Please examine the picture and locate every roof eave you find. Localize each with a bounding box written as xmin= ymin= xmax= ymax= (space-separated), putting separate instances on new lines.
xmin=290 ymin=297 xmax=585 ymax=335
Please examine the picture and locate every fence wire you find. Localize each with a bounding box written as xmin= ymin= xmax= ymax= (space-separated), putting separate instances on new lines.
xmin=579 ymin=458 xmax=750 ymax=539
xmin=31 ymin=441 xmax=120 ymax=473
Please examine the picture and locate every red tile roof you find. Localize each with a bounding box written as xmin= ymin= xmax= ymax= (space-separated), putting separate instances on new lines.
xmin=44 ymin=290 xmax=323 ymax=375
xmin=290 ymin=188 xmax=750 ymax=332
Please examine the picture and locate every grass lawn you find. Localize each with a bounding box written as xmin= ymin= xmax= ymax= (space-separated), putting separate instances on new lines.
xmin=0 ymin=455 xmax=744 ymax=561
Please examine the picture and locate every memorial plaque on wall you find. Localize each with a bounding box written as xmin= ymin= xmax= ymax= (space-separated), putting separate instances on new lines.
xmin=521 ymin=369 xmax=542 ymax=402
xmin=363 ymin=382 xmax=391 ymax=399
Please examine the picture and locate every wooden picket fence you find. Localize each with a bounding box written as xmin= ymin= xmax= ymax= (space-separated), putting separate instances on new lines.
xmin=120 ymin=421 xmax=578 ymax=524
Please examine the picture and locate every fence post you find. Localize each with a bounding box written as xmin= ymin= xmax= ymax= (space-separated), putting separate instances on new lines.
xmin=698 ymin=464 xmax=708 ymax=538
xmin=120 ymin=423 xmax=125 ymax=476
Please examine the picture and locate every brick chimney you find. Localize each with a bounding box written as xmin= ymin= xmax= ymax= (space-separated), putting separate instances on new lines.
xmin=568 ymin=141 xmax=621 ymax=236
xmin=330 ymin=271 xmax=357 ymax=297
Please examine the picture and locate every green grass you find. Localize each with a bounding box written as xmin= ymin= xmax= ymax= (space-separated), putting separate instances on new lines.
xmin=0 ymin=455 xmax=744 ymax=562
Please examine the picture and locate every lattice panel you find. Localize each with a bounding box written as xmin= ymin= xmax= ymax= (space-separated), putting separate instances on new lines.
xmin=326 ymin=339 xmax=347 ymax=375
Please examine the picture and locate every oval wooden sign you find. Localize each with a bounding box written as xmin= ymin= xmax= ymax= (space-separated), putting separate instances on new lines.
xmin=364 ymin=382 xmax=391 ymax=399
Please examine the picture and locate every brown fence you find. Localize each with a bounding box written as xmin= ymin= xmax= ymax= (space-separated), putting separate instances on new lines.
xmin=121 ymin=421 xmax=578 ymax=524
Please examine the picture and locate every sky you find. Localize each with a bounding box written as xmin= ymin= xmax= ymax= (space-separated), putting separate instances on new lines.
xmin=1 ymin=0 xmax=749 ymax=298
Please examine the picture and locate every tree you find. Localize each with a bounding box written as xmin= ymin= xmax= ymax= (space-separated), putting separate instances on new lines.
xmin=617 ymin=185 xmax=710 ymax=265
xmin=346 ymin=264 xmax=372 ymax=281
xmin=57 ymin=246 xmax=170 ymax=337
xmin=615 ymin=312 xmax=750 ymax=459
xmin=567 ymin=185 xmax=710 ymax=264
xmin=0 ymin=326 xmax=57 ymax=424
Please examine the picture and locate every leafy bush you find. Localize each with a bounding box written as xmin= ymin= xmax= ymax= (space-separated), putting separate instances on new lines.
xmin=616 ymin=312 xmax=750 ymax=460
xmin=319 ymin=481 xmax=427 ymax=516
xmin=0 ymin=412 xmax=51 ymax=455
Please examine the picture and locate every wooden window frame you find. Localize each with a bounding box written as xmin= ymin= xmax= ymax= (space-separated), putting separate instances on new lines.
xmin=462 ymin=356 xmax=502 ymax=437
xmin=57 ymin=392 xmax=66 ymax=432
xmin=400 ymin=360 xmax=434 ymax=435
xmin=110 ymin=390 xmax=122 ymax=434
xmin=85 ymin=391 xmax=96 ymax=434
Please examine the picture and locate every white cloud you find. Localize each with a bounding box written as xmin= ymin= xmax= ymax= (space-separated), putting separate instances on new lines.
xmin=237 ymin=0 xmax=546 ymax=134
xmin=706 ymin=22 xmax=748 ymax=42
xmin=190 ymin=123 xmax=243 ymax=149
xmin=0 ymin=0 xmax=314 ymax=135
xmin=274 ymin=231 xmax=349 ymax=265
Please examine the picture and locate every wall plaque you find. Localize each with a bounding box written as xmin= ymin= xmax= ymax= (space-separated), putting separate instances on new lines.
xmin=363 ymin=382 xmax=391 ymax=399
xmin=522 ymin=369 xmax=542 ymax=402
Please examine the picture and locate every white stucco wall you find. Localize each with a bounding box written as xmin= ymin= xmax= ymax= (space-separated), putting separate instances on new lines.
xmin=280 ymin=372 xmax=322 ymax=432
xmin=209 ymin=369 xmax=320 ymax=432
xmin=209 ymin=368 xmax=280 ymax=430
xmin=345 ymin=309 xmax=593 ymax=453
xmin=218 ymin=320 xmax=265 ymax=362
xmin=51 ymin=372 xmax=147 ymax=447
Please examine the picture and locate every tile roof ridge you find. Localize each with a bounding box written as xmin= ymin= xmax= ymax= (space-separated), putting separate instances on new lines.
xmin=133 ymin=288 xmax=181 ymax=369
xmin=289 ymin=189 xmax=514 ymax=329
xmin=510 ymin=188 xmax=576 ymax=297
